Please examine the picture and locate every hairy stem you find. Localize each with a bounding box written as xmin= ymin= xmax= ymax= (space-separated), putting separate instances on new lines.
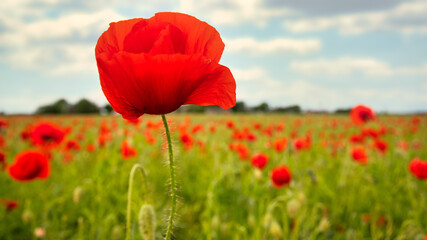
xmin=162 ymin=114 xmax=176 ymax=240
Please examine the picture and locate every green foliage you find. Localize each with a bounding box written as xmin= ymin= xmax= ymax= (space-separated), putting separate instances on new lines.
xmin=70 ymin=99 xmax=99 ymax=114
xmin=36 ymin=99 xmax=71 ymax=114
xmin=272 ymin=105 xmax=301 ymax=113
xmin=36 ymin=99 xmax=99 ymax=114
xmin=252 ymin=102 xmax=270 ymax=112
xmin=231 ymin=101 xmax=247 ymax=113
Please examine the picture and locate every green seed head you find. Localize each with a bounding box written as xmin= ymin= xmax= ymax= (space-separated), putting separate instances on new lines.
xmin=22 ymin=209 xmax=33 ymax=223
xmin=287 ymin=198 xmax=301 ymax=218
xmin=269 ymin=220 xmax=283 ymax=238
xmin=73 ymin=186 xmax=83 ymax=204
xmin=138 ymin=204 xmax=156 ymax=240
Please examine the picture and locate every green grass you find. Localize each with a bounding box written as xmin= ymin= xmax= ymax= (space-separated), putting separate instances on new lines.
xmin=0 ymin=114 xmax=426 ymax=239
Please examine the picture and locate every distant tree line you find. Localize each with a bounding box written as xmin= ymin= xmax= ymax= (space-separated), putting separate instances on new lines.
xmin=35 ymin=99 xmax=113 ymax=114
xmin=178 ymin=101 xmax=303 ymax=113
xmin=35 ymin=99 xmax=353 ymax=115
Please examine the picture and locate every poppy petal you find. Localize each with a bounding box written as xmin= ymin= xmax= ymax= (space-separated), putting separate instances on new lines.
xmin=153 ymin=12 xmax=225 ymax=62
xmin=95 ymin=18 xmax=142 ymax=56
xmin=97 ymin=52 xmax=235 ymax=118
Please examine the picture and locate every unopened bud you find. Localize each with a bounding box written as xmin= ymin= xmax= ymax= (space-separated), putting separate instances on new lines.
xmin=317 ymin=217 xmax=330 ymax=232
xmin=112 ymin=225 xmax=122 ymax=240
xmin=269 ymin=220 xmax=283 ymax=238
xmin=248 ymin=214 xmax=256 ymax=227
xmin=253 ymin=169 xmax=262 ymax=179
xmin=73 ymin=187 xmax=83 ymax=203
xmin=138 ymin=204 xmax=156 ymax=240
xmin=287 ymin=198 xmax=301 ymax=218
xmin=211 ymin=215 xmax=220 ymax=229
xmin=263 ymin=213 xmax=272 ymax=228
xmin=22 ymin=210 xmax=33 ymax=223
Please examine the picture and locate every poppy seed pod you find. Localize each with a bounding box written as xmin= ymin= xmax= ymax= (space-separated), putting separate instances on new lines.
xmin=138 ymin=204 xmax=156 ymax=240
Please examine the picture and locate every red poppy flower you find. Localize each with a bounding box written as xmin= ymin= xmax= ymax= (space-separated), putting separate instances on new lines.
xmin=293 ymin=137 xmax=311 ymax=151
xmin=8 ymin=150 xmax=50 ymax=181
xmin=0 ymin=118 xmax=8 ymax=131
xmin=179 ymin=132 xmax=193 ymax=150
xmin=251 ymin=153 xmax=269 ymax=170
xmin=409 ymin=158 xmax=427 ymax=180
xmin=30 ymin=122 xmax=65 ymax=148
xmin=273 ymin=138 xmax=287 ymax=153
xmin=271 ymin=165 xmax=291 ymax=188
xmin=374 ymin=139 xmax=388 ymax=153
xmin=0 ymin=152 xmax=6 ymax=170
xmin=349 ymin=134 xmax=364 ymax=143
xmin=350 ymin=105 xmax=375 ymax=125
xmin=1 ymin=199 xmax=18 ymax=211
xmin=121 ymin=140 xmax=137 ymax=159
xmin=235 ymin=143 xmax=249 ymax=160
xmin=86 ymin=143 xmax=96 ymax=152
xmin=95 ymin=12 xmax=236 ymax=119
xmin=351 ymin=146 xmax=368 ymax=164
xmin=64 ymin=140 xmax=81 ymax=151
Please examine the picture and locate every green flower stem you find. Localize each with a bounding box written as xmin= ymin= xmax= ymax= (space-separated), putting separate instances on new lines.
xmin=126 ymin=164 xmax=148 ymax=240
xmin=162 ymin=114 xmax=176 ymax=240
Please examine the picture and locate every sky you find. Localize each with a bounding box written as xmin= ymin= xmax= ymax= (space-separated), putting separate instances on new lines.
xmin=1 ymin=0 xmax=427 ymax=114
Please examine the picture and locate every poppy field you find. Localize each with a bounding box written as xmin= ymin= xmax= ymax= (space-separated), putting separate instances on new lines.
xmin=0 ymin=113 xmax=426 ymax=240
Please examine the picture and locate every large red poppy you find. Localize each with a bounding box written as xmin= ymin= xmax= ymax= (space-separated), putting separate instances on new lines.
xmin=350 ymin=105 xmax=375 ymax=125
xmin=8 ymin=150 xmax=50 ymax=181
xmin=95 ymin=12 xmax=236 ymax=119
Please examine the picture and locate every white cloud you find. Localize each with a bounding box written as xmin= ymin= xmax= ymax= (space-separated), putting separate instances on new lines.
xmin=0 ymin=9 xmax=124 ymax=75
xmin=290 ymin=57 xmax=427 ymax=76
xmin=225 ymin=37 xmax=321 ymax=55
xmin=284 ymin=0 xmax=427 ymax=35
xmin=178 ymin=0 xmax=292 ymax=27
xmin=231 ymin=66 xmax=427 ymax=112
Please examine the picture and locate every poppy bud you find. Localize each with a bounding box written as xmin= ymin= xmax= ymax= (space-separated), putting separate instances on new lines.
xmin=211 ymin=215 xmax=220 ymax=229
xmin=112 ymin=225 xmax=123 ymax=240
xmin=269 ymin=220 xmax=283 ymax=238
xmin=138 ymin=204 xmax=156 ymax=240
xmin=317 ymin=217 xmax=330 ymax=232
xmin=73 ymin=186 xmax=83 ymax=204
xmin=253 ymin=168 xmax=263 ymax=179
xmin=248 ymin=214 xmax=256 ymax=227
xmin=287 ymin=199 xmax=301 ymax=218
xmin=22 ymin=209 xmax=33 ymax=223
xmin=263 ymin=213 xmax=273 ymax=228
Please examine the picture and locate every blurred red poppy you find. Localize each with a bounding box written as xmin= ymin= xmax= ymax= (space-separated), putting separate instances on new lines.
xmin=1 ymin=199 xmax=18 ymax=211
xmin=64 ymin=140 xmax=81 ymax=152
xmin=8 ymin=150 xmax=50 ymax=181
xmin=271 ymin=165 xmax=291 ymax=188
xmin=0 ymin=118 xmax=8 ymax=131
xmin=273 ymin=138 xmax=287 ymax=153
xmin=95 ymin=12 xmax=236 ymax=119
xmin=30 ymin=122 xmax=65 ymax=148
xmin=251 ymin=153 xmax=269 ymax=169
xmin=409 ymin=158 xmax=427 ymax=180
xmin=350 ymin=105 xmax=375 ymax=125
xmin=0 ymin=152 xmax=6 ymax=170
xmin=180 ymin=132 xmax=193 ymax=150
xmin=351 ymin=146 xmax=368 ymax=165
xmin=121 ymin=140 xmax=137 ymax=159
xmin=374 ymin=139 xmax=388 ymax=153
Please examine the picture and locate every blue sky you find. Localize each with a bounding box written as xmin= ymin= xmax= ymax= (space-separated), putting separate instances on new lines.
xmin=1 ymin=0 xmax=427 ymax=113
